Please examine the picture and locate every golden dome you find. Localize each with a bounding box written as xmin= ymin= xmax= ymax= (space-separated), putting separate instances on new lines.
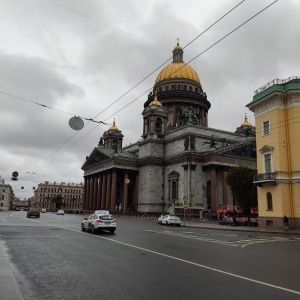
xmin=155 ymin=62 xmax=200 ymax=84
xmin=149 ymin=93 xmax=162 ymax=106
xmin=109 ymin=119 xmax=119 ymax=131
xmin=241 ymin=114 xmax=252 ymax=127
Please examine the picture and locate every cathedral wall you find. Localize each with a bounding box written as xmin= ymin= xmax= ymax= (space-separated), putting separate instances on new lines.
xmin=138 ymin=165 xmax=164 ymax=213
xmin=138 ymin=142 xmax=164 ymax=159
xmin=164 ymin=126 xmax=251 ymax=159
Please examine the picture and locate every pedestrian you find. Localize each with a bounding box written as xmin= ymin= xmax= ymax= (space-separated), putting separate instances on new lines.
xmin=283 ymin=215 xmax=289 ymax=231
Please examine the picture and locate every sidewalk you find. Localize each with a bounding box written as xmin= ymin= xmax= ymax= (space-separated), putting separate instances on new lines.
xmin=0 ymin=240 xmax=24 ymax=300
xmin=182 ymin=220 xmax=300 ymax=234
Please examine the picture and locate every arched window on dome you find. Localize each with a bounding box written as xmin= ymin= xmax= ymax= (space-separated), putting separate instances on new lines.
xmin=184 ymin=85 xmax=187 ymax=91
xmin=165 ymin=85 xmax=169 ymax=91
xmin=189 ymin=86 xmax=192 ymax=91
xmin=171 ymin=85 xmax=175 ymax=90
xmin=178 ymin=84 xmax=181 ymax=90
xmin=156 ymin=118 xmax=162 ymax=134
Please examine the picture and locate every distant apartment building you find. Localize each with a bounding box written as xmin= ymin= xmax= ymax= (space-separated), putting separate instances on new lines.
xmin=0 ymin=180 xmax=14 ymax=211
xmin=33 ymin=181 xmax=84 ymax=212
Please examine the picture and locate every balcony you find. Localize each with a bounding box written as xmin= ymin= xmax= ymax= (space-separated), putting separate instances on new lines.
xmin=253 ymin=172 xmax=276 ymax=187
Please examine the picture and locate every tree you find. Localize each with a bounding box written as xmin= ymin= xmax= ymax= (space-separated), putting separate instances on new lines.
xmin=226 ymin=166 xmax=258 ymax=224
xmin=51 ymin=195 xmax=63 ymax=209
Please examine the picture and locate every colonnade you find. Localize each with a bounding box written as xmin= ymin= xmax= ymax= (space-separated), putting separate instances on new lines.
xmin=82 ymin=169 xmax=139 ymax=212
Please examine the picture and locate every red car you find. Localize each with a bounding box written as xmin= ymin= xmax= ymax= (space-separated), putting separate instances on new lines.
xmin=27 ymin=208 xmax=40 ymax=218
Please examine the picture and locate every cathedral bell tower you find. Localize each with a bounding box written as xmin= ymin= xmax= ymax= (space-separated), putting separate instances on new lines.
xmin=102 ymin=119 xmax=124 ymax=150
xmin=142 ymin=93 xmax=168 ymax=139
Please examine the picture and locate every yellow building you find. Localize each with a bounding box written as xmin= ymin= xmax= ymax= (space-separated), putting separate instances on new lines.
xmin=247 ymin=77 xmax=300 ymax=229
xmin=33 ymin=181 xmax=83 ymax=212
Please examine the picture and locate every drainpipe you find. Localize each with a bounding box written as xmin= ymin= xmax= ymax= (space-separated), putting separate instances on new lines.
xmin=283 ymin=91 xmax=294 ymax=229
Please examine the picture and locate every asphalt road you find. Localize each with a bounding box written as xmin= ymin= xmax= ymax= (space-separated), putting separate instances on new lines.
xmin=0 ymin=211 xmax=300 ymax=300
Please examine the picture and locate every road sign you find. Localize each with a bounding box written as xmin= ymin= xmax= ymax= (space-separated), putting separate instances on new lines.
xmin=12 ymin=171 xmax=19 ymax=178
xmin=183 ymin=196 xmax=189 ymax=207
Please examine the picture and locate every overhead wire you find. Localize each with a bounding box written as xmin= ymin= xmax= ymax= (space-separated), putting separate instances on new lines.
xmin=29 ymin=0 xmax=278 ymax=171
xmin=10 ymin=0 xmax=278 ymax=195
xmin=10 ymin=0 xmax=248 ymax=192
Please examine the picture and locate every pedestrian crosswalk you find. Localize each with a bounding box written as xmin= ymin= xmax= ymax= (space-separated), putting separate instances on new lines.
xmin=146 ymin=230 xmax=300 ymax=248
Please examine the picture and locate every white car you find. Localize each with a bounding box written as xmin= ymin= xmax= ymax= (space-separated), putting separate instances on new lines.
xmin=81 ymin=213 xmax=116 ymax=234
xmin=57 ymin=209 xmax=65 ymax=215
xmin=161 ymin=215 xmax=181 ymax=226
xmin=157 ymin=214 xmax=165 ymax=224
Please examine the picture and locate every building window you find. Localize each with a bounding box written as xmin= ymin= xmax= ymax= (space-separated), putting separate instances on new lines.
xmin=171 ymin=85 xmax=175 ymax=90
xmin=159 ymin=87 xmax=162 ymax=92
xmin=177 ymin=84 xmax=181 ymax=90
xmin=184 ymin=85 xmax=187 ymax=91
xmin=264 ymin=153 xmax=272 ymax=173
xmin=165 ymin=85 xmax=169 ymax=91
xmin=266 ymin=192 xmax=273 ymax=210
xmin=263 ymin=120 xmax=270 ymax=135
xmin=172 ymin=181 xmax=177 ymax=199
xmin=156 ymin=118 xmax=162 ymax=134
xmin=189 ymin=86 xmax=192 ymax=91
xmin=195 ymin=88 xmax=198 ymax=93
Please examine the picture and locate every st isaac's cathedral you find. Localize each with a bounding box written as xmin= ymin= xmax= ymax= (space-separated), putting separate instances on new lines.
xmin=81 ymin=42 xmax=257 ymax=216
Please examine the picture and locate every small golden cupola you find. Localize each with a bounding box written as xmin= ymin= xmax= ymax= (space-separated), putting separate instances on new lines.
xmin=109 ymin=118 xmax=119 ymax=130
xmin=241 ymin=114 xmax=252 ymax=127
xmin=149 ymin=92 xmax=162 ymax=107
xmin=103 ymin=119 xmax=124 ymax=150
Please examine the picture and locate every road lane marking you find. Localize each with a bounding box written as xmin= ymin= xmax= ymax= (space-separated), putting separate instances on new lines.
xmin=0 ymin=218 xmax=7 ymax=222
xmin=50 ymin=225 xmax=300 ymax=296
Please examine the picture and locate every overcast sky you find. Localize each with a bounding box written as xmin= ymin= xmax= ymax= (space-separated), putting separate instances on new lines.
xmin=1 ymin=0 xmax=299 ymax=200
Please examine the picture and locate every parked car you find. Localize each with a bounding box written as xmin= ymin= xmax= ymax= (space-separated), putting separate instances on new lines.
xmin=157 ymin=214 xmax=165 ymax=224
xmin=41 ymin=208 xmax=47 ymax=213
xmin=27 ymin=208 xmax=40 ymax=218
xmin=161 ymin=215 xmax=181 ymax=226
xmin=81 ymin=213 xmax=116 ymax=233
xmin=56 ymin=209 xmax=65 ymax=215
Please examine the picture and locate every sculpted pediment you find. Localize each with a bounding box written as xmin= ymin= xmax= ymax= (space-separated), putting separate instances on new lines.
xmin=208 ymin=139 xmax=257 ymax=159
xmin=82 ymin=149 xmax=111 ymax=169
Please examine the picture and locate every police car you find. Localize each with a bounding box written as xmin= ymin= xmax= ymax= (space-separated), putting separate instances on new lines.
xmin=81 ymin=211 xmax=116 ymax=234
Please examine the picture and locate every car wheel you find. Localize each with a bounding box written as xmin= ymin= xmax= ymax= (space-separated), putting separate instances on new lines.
xmin=166 ymin=221 xmax=169 ymax=226
xmin=81 ymin=224 xmax=85 ymax=231
xmin=91 ymin=225 xmax=95 ymax=233
xmin=110 ymin=229 xmax=115 ymax=234
xmin=177 ymin=224 xmax=181 ymax=227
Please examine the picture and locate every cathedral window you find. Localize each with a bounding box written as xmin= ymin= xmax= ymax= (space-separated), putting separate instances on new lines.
xmin=159 ymin=87 xmax=162 ymax=92
xmin=195 ymin=87 xmax=198 ymax=93
xmin=176 ymin=108 xmax=182 ymax=127
xmin=184 ymin=85 xmax=187 ymax=91
xmin=189 ymin=86 xmax=192 ymax=91
xmin=156 ymin=118 xmax=163 ymax=134
xmin=172 ymin=181 xmax=177 ymax=199
xmin=165 ymin=85 xmax=169 ymax=91
xmin=171 ymin=85 xmax=175 ymax=90
xmin=178 ymin=84 xmax=181 ymax=90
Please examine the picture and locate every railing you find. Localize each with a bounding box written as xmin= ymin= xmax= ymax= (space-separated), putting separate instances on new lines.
xmin=254 ymin=76 xmax=300 ymax=95
xmin=253 ymin=172 xmax=276 ymax=186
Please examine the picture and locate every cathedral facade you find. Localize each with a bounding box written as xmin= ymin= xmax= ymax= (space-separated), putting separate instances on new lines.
xmin=81 ymin=42 xmax=256 ymax=216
